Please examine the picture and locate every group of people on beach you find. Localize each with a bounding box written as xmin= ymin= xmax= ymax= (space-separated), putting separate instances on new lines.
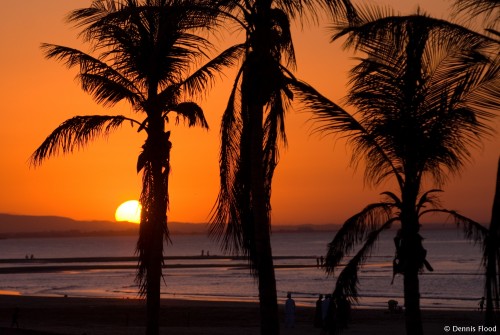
xmin=313 ymin=294 xmax=349 ymax=334
xmin=316 ymin=256 xmax=325 ymax=268
xmin=284 ymin=292 xmax=351 ymax=333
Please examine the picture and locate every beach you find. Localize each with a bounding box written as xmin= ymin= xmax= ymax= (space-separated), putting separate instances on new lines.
xmin=0 ymin=294 xmax=489 ymax=335
xmin=0 ymin=233 xmax=491 ymax=334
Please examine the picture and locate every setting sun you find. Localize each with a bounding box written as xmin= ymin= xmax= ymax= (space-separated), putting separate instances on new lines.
xmin=115 ymin=200 xmax=141 ymax=224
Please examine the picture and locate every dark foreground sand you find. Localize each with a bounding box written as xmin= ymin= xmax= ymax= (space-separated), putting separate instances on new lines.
xmin=0 ymin=295 xmax=491 ymax=335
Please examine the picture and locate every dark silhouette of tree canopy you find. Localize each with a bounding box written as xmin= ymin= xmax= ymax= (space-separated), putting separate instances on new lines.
xmin=291 ymin=6 xmax=499 ymax=335
xmin=30 ymin=1 xmax=240 ymax=334
xmin=208 ymin=0 xmax=356 ymax=333
xmin=450 ymin=1 xmax=500 ymax=325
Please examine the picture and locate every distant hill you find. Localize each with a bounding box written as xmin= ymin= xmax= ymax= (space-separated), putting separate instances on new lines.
xmin=0 ymin=213 xmax=459 ymax=239
xmin=0 ymin=213 xmax=207 ymax=238
xmin=0 ymin=213 xmax=344 ymax=238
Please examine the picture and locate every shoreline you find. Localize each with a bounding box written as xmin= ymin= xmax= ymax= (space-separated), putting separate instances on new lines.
xmin=0 ymin=294 xmax=492 ymax=335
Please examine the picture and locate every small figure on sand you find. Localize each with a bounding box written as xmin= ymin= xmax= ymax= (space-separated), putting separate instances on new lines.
xmin=201 ymin=249 xmax=205 ymax=257
xmin=321 ymin=294 xmax=331 ymax=325
xmin=320 ymin=256 xmax=324 ymax=268
xmin=11 ymin=307 xmax=19 ymax=328
xmin=479 ymin=296 xmax=485 ymax=312
xmin=388 ymin=299 xmax=402 ymax=313
xmin=284 ymin=292 xmax=296 ymax=328
xmin=314 ymin=294 xmax=323 ymax=328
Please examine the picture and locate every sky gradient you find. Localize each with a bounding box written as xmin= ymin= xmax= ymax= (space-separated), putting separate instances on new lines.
xmin=0 ymin=0 xmax=498 ymax=226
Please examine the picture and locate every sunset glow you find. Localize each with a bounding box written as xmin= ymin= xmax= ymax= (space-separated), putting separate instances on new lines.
xmin=0 ymin=0 xmax=498 ymax=225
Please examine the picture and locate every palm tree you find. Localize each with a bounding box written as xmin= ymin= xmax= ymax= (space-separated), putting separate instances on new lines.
xmin=30 ymin=1 xmax=240 ymax=334
xmin=483 ymin=157 xmax=500 ymax=325
xmin=450 ymin=2 xmax=500 ymax=324
xmin=208 ymin=1 xmax=356 ymax=334
xmin=448 ymin=157 xmax=500 ymax=326
xmin=291 ymin=7 xmax=499 ymax=335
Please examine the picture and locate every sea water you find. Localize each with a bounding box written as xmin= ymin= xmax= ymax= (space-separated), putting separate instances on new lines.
xmin=0 ymin=228 xmax=485 ymax=310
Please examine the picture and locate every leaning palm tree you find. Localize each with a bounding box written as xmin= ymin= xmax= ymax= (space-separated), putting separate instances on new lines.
xmin=483 ymin=157 xmax=500 ymax=325
xmin=209 ymin=1 xmax=356 ymax=334
xmin=30 ymin=1 xmax=240 ymax=334
xmin=291 ymin=7 xmax=499 ymax=335
xmin=448 ymin=157 xmax=500 ymax=326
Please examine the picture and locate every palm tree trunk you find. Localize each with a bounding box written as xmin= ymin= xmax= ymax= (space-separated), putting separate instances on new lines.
xmin=404 ymin=266 xmax=423 ymax=335
xmin=401 ymin=182 xmax=424 ymax=335
xmin=402 ymin=227 xmax=424 ymax=335
xmin=485 ymin=157 xmax=500 ymax=326
xmin=145 ymin=146 xmax=169 ymax=335
xmin=143 ymin=109 xmax=169 ymax=335
xmin=249 ymin=101 xmax=280 ymax=335
xmin=145 ymin=239 xmax=162 ymax=335
xmin=254 ymin=213 xmax=279 ymax=335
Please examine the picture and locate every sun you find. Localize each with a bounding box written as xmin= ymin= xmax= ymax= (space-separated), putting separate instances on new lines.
xmin=115 ymin=200 xmax=142 ymax=224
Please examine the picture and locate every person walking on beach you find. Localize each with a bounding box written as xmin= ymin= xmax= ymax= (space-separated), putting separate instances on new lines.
xmin=284 ymin=292 xmax=296 ymax=328
xmin=479 ymin=297 xmax=485 ymax=312
xmin=314 ymin=294 xmax=323 ymax=328
xmin=321 ymin=295 xmax=330 ymax=324
xmin=11 ymin=307 xmax=19 ymax=328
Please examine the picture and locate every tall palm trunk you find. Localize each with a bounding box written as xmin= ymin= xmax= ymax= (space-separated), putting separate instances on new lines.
xmin=143 ymin=107 xmax=170 ymax=335
xmin=240 ymin=2 xmax=280 ymax=332
xmin=485 ymin=157 xmax=500 ymax=325
xmin=250 ymin=103 xmax=279 ymax=335
xmin=401 ymin=181 xmax=424 ymax=335
xmin=242 ymin=57 xmax=280 ymax=334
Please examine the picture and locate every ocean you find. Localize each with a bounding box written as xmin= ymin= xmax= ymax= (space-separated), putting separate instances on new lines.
xmin=0 ymin=228 xmax=485 ymax=310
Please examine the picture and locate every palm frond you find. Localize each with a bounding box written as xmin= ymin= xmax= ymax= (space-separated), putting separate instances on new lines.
xmin=274 ymin=0 xmax=358 ymax=25
xmin=325 ymin=201 xmax=395 ymax=275
xmin=169 ymin=102 xmax=209 ymax=129
xmin=416 ymin=189 xmax=443 ymax=214
xmin=30 ymin=115 xmax=140 ymax=166
xmin=181 ymin=43 xmax=246 ymax=97
xmin=329 ymin=218 xmax=395 ymax=333
xmin=422 ymin=209 xmax=488 ymax=245
xmin=41 ymin=43 xmax=144 ymax=106
xmin=290 ymin=79 xmax=405 ymax=188
xmin=209 ymin=67 xmax=245 ymax=255
xmin=452 ymin=0 xmax=500 ymax=25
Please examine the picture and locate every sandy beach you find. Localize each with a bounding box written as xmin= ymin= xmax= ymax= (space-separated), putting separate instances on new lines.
xmin=0 ymin=294 xmax=491 ymax=335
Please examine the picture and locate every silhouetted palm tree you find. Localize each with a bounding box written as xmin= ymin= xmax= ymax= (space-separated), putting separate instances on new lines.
xmin=30 ymin=1 xmax=239 ymax=334
xmin=443 ymin=0 xmax=500 ymax=327
xmin=209 ymin=1 xmax=356 ymax=333
xmin=448 ymin=157 xmax=500 ymax=326
xmin=483 ymin=157 xmax=500 ymax=325
xmin=291 ymin=7 xmax=499 ymax=335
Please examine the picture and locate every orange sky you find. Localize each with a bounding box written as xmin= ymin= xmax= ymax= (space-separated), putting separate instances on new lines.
xmin=0 ymin=0 xmax=498 ymax=226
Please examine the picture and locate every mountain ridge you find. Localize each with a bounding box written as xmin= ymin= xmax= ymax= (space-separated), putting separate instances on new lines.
xmin=0 ymin=213 xmax=342 ymax=238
